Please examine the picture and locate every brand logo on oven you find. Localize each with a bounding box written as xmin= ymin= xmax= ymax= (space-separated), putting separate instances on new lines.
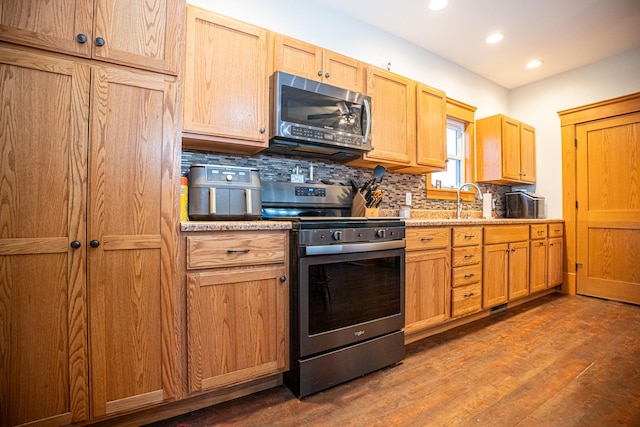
xmin=354 ymin=330 xmax=365 ymax=337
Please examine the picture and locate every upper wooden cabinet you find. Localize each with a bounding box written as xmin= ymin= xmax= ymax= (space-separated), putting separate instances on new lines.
xmin=0 ymin=0 xmax=182 ymax=75
xmin=476 ymin=114 xmax=536 ymax=184
xmin=393 ymin=83 xmax=447 ymax=173
xmin=182 ymin=6 xmax=270 ymax=154
xmin=348 ymin=66 xmax=416 ymax=169
xmin=274 ymin=34 xmax=364 ymax=93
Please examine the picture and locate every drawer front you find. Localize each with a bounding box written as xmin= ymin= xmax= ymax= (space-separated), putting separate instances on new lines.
xmin=406 ymin=227 xmax=451 ymax=251
xmin=452 ymin=246 xmax=482 ymax=267
xmin=548 ymin=223 xmax=564 ymax=237
xmin=530 ymin=224 xmax=547 ymax=240
xmin=187 ymin=231 xmax=286 ymax=269
xmin=452 ymin=263 xmax=482 ymax=287
xmin=484 ymin=225 xmax=529 ymax=244
xmin=452 ymin=283 xmax=482 ymax=317
xmin=452 ymin=227 xmax=482 ymax=247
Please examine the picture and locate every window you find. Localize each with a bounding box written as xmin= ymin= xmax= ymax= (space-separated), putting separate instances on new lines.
xmin=426 ymin=98 xmax=476 ymax=201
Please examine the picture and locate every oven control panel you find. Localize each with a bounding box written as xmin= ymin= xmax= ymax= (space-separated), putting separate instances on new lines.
xmin=299 ymin=226 xmax=405 ymax=246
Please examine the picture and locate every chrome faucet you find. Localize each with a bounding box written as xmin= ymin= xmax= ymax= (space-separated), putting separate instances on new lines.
xmin=456 ymin=183 xmax=483 ymax=219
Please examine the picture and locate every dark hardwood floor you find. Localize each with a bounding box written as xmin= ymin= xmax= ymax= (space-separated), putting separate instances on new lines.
xmin=148 ymin=294 xmax=640 ymax=426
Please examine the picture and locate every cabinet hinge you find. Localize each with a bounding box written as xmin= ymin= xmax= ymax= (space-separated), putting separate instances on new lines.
xmin=575 ymin=201 xmax=578 ymax=209
xmin=576 ymin=262 xmax=583 ymax=270
xmin=574 ymin=139 xmax=577 ymax=148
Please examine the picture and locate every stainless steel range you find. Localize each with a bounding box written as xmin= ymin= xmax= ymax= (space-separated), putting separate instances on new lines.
xmin=262 ymin=182 xmax=406 ymax=397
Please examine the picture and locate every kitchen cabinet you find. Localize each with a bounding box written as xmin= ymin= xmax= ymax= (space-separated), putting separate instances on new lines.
xmin=451 ymin=227 xmax=483 ymax=317
xmin=393 ymin=83 xmax=447 ymax=174
xmin=483 ymin=225 xmax=530 ymax=307
xmin=348 ymin=66 xmax=416 ymax=169
xmin=182 ymin=6 xmax=271 ymax=154
xmin=548 ymin=224 xmax=564 ymax=287
xmin=530 ymin=224 xmax=548 ymax=293
xmin=274 ymin=34 xmax=364 ymax=93
xmin=476 ymin=114 xmax=536 ymax=184
xmin=0 ymin=0 xmax=181 ymax=74
xmin=185 ymin=231 xmax=289 ymax=393
xmin=0 ymin=45 xmax=179 ymax=425
xmin=404 ymin=228 xmax=451 ymax=339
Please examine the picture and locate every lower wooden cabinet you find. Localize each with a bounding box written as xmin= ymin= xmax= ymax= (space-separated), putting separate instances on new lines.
xmin=530 ymin=239 xmax=549 ymax=293
xmin=548 ymin=237 xmax=564 ymax=286
xmin=451 ymin=227 xmax=483 ymax=317
xmin=184 ymin=231 xmax=289 ymax=394
xmin=452 ymin=283 xmax=482 ymax=317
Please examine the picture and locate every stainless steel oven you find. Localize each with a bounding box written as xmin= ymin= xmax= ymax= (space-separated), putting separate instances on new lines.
xmin=262 ymin=182 xmax=406 ymax=397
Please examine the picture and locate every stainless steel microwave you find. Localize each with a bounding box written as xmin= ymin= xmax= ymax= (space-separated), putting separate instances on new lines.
xmin=266 ymin=71 xmax=372 ymax=161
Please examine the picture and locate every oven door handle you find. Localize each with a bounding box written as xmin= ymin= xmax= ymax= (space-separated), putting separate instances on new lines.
xmin=304 ymin=240 xmax=405 ymax=256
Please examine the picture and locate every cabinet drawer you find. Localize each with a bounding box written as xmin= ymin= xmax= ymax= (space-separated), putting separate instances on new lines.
xmin=452 ymin=264 xmax=482 ymax=287
xmin=484 ymin=225 xmax=529 ymax=244
xmin=452 ymin=283 xmax=482 ymax=317
xmin=187 ymin=231 xmax=286 ymax=269
xmin=530 ymin=224 xmax=547 ymax=240
xmin=548 ymin=223 xmax=564 ymax=237
xmin=452 ymin=246 xmax=482 ymax=267
xmin=406 ymin=227 xmax=451 ymax=251
xmin=452 ymin=227 xmax=482 ymax=247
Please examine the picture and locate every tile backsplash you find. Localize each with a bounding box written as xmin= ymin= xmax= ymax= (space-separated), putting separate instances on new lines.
xmin=181 ymin=150 xmax=511 ymax=217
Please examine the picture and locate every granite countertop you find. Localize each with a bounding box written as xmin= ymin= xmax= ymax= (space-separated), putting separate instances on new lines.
xmin=404 ymin=218 xmax=564 ymax=227
xmin=181 ymin=220 xmax=292 ymax=232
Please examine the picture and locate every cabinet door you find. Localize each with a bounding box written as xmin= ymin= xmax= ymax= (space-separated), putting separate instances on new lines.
xmin=548 ymin=237 xmax=564 ymax=286
xmin=361 ymin=67 xmax=415 ymax=164
xmin=415 ymin=83 xmax=447 ymax=169
xmin=405 ymin=248 xmax=451 ymax=334
xmin=0 ymin=0 xmax=93 ymax=58
xmin=530 ymin=239 xmax=548 ymax=293
xmin=93 ymin=0 xmax=182 ymax=74
xmin=87 ymin=66 xmax=178 ymax=417
xmin=183 ymin=7 xmax=270 ymax=151
xmin=508 ymin=241 xmax=530 ymax=300
xmin=501 ymin=116 xmax=521 ymax=180
xmin=483 ymin=243 xmax=508 ymax=308
xmin=0 ymin=46 xmax=90 ymax=426
xmin=274 ymin=34 xmax=323 ymax=82
xmin=323 ymin=49 xmax=364 ymax=93
xmin=520 ymin=123 xmax=536 ymax=183
xmin=187 ymin=266 xmax=289 ymax=393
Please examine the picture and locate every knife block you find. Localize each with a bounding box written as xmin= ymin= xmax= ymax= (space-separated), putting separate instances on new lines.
xmin=351 ymin=192 xmax=379 ymax=217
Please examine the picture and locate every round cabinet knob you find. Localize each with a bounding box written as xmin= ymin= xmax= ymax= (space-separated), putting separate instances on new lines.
xmin=70 ymin=240 xmax=81 ymax=249
xmin=376 ymin=229 xmax=386 ymax=238
xmin=332 ymin=231 xmax=343 ymax=241
xmin=76 ymin=34 xmax=88 ymax=44
xmin=89 ymin=240 xmax=100 ymax=248
xmin=279 ymin=276 xmax=286 ymax=283
xmin=260 ymin=127 xmax=266 ymax=134
xmin=325 ymin=72 xmax=330 ymax=78
xmin=226 ymin=174 xmax=233 ymax=181
xmin=317 ymin=70 xmax=323 ymax=77
xmin=95 ymin=37 xmax=105 ymax=47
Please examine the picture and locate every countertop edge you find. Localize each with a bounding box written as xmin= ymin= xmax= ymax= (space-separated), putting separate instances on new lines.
xmin=404 ymin=218 xmax=564 ymax=227
xmin=181 ymin=221 xmax=293 ymax=232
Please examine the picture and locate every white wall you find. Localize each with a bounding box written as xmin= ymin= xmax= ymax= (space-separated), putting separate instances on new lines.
xmin=187 ymin=0 xmax=640 ymax=218
xmin=509 ymin=47 xmax=640 ymax=217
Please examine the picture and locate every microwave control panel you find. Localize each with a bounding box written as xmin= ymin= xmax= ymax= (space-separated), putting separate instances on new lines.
xmin=291 ymin=126 xmax=362 ymax=146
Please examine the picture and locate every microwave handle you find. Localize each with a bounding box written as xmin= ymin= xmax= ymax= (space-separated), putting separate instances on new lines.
xmin=363 ymin=98 xmax=372 ymax=145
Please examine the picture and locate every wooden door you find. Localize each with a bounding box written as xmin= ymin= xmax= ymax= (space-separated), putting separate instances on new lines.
xmin=323 ymin=50 xmax=364 ymax=93
xmin=508 ymin=241 xmax=530 ymax=300
xmin=483 ymin=243 xmax=508 ymax=308
xmin=548 ymin=237 xmax=564 ymax=287
xmin=405 ymin=248 xmax=451 ymax=334
xmin=87 ymin=65 xmax=177 ymax=417
xmin=0 ymin=0 xmax=93 ymax=58
xmin=576 ymin=112 xmax=640 ymax=304
xmin=362 ymin=67 xmax=415 ymax=164
xmin=0 ymin=46 xmax=89 ymax=426
xmin=183 ymin=6 xmax=269 ymax=149
xmin=520 ymin=123 xmax=536 ymax=183
xmin=530 ymin=239 xmax=548 ymax=293
xmin=416 ymin=83 xmax=447 ymax=169
xmin=274 ymin=34 xmax=323 ymax=82
xmin=187 ymin=266 xmax=289 ymax=393
xmin=501 ymin=117 xmax=521 ymax=180
xmin=92 ymin=0 xmax=181 ymax=74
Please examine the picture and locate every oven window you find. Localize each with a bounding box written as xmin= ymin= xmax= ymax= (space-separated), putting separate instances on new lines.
xmin=307 ymin=255 xmax=402 ymax=335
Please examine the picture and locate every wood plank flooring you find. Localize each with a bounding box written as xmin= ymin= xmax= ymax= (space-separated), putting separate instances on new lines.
xmin=147 ymin=294 xmax=640 ymax=426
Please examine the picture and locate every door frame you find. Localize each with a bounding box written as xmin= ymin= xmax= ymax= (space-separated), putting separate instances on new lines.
xmin=558 ymin=92 xmax=640 ymax=295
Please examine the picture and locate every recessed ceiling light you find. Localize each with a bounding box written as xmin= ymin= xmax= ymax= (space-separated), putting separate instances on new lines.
xmin=429 ymin=0 xmax=449 ymax=11
xmin=526 ymin=59 xmax=544 ymax=68
xmin=486 ymin=33 xmax=504 ymax=44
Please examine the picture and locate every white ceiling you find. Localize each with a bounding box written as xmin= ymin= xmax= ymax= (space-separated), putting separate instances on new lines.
xmin=313 ymin=0 xmax=640 ymax=89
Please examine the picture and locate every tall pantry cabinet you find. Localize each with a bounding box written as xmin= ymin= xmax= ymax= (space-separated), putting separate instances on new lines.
xmin=0 ymin=1 xmax=183 ymax=425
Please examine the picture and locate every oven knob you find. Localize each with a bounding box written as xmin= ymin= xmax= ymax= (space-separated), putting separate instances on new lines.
xmin=376 ymin=229 xmax=386 ymax=238
xmin=226 ymin=174 xmax=233 ymax=181
xmin=332 ymin=231 xmax=343 ymax=241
